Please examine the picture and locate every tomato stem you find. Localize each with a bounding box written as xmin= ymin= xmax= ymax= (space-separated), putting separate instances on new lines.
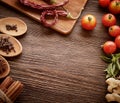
xmin=88 ymin=17 xmax=92 ymax=22
xmin=108 ymin=14 xmax=112 ymax=20
xmin=110 ymin=27 xmax=113 ymax=31
xmin=116 ymin=1 xmax=120 ymax=6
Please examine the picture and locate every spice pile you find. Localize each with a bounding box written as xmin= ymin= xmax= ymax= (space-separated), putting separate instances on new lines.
xmin=0 ymin=17 xmax=27 ymax=36
xmin=6 ymin=24 xmax=18 ymax=32
xmin=0 ymin=56 xmax=9 ymax=77
xmin=0 ymin=17 xmax=27 ymax=57
xmin=0 ymin=17 xmax=27 ymax=102
xmin=0 ymin=37 xmax=15 ymax=54
xmin=0 ymin=59 xmax=6 ymax=74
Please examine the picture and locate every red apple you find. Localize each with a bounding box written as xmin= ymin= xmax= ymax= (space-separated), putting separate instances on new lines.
xmin=81 ymin=14 xmax=97 ymax=30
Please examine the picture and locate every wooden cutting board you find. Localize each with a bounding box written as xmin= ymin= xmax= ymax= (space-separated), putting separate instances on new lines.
xmin=0 ymin=0 xmax=88 ymax=34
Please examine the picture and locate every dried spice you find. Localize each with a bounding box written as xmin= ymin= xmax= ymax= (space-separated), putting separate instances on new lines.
xmin=0 ymin=37 xmax=16 ymax=54
xmin=0 ymin=76 xmax=24 ymax=102
xmin=0 ymin=58 xmax=7 ymax=74
xmin=6 ymin=24 xmax=18 ymax=32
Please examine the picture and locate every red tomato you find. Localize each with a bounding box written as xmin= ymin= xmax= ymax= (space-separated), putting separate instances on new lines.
xmin=102 ymin=13 xmax=116 ymax=27
xmin=99 ymin=0 xmax=110 ymax=8
xmin=103 ymin=41 xmax=116 ymax=54
xmin=115 ymin=35 xmax=120 ymax=48
xmin=109 ymin=25 xmax=120 ymax=37
xmin=81 ymin=14 xmax=97 ymax=30
xmin=109 ymin=0 xmax=120 ymax=14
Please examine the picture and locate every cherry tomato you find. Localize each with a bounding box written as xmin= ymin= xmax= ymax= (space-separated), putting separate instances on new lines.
xmin=109 ymin=25 xmax=120 ymax=37
xmin=99 ymin=0 xmax=110 ymax=8
xmin=102 ymin=13 xmax=116 ymax=27
xmin=81 ymin=14 xmax=97 ymax=30
xmin=103 ymin=41 xmax=117 ymax=54
xmin=109 ymin=0 xmax=120 ymax=14
xmin=115 ymin=35 xmax=120 ymax=48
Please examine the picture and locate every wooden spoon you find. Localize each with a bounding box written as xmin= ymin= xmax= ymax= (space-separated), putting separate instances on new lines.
xmin=0 ymin=34 xmax=23 ymax=57
xmin=0 ymin=55 xmax=10 ymax=79
xmin=0 ymin=17 xmax=27 ymax=36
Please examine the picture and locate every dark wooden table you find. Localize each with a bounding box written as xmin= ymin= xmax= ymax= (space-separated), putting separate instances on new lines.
xmin=0 ymin=0 xmax=120 ymax=103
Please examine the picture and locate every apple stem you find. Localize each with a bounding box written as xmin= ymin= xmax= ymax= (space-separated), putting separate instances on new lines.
xmin=88 ymin=17 xmax=92 ymax=22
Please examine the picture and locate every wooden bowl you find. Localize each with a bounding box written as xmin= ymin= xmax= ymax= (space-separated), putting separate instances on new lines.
xmin=0 ymin=34 xmax=23 ymax=57
xmin=0 ymin=17 xmax=27 ymax=36
xmin=0 ymin=55 xmax=10 ymax=79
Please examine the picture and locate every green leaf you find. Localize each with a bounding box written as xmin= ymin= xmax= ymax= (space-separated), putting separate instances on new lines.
xmin=102 ymin=53 xmax=120 ymax=78
xmin=111 ymin=54 xmax=116 ymax=63
xmin=105 ymin=63 xmax=113 ymax=78
xmin=116 ymin=59 xmax=120 ymax=70
xmin=101 ymin=55 xmax=112 ymax=63
xmin=115 ymin=53 xmax=120 ymax=58
xmin=111 ymin=64 xmax=116 ymax=77
xmin=114 ymin=68 xmax=119 ymax=78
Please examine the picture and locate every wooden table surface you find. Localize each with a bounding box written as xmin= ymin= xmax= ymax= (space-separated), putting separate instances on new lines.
xmin=0 ymin=0 xmax=120 ymax=103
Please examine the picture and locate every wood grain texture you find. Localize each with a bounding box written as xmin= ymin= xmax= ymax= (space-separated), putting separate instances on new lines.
xmin=0 ymin=0 xmax=120 ymax=103
xmin=0 ymin=0 xmax=88 ymax=34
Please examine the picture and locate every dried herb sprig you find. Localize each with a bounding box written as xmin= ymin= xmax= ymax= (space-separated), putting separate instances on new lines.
xmin=101 ymin=53 xmax=120 ymax=78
